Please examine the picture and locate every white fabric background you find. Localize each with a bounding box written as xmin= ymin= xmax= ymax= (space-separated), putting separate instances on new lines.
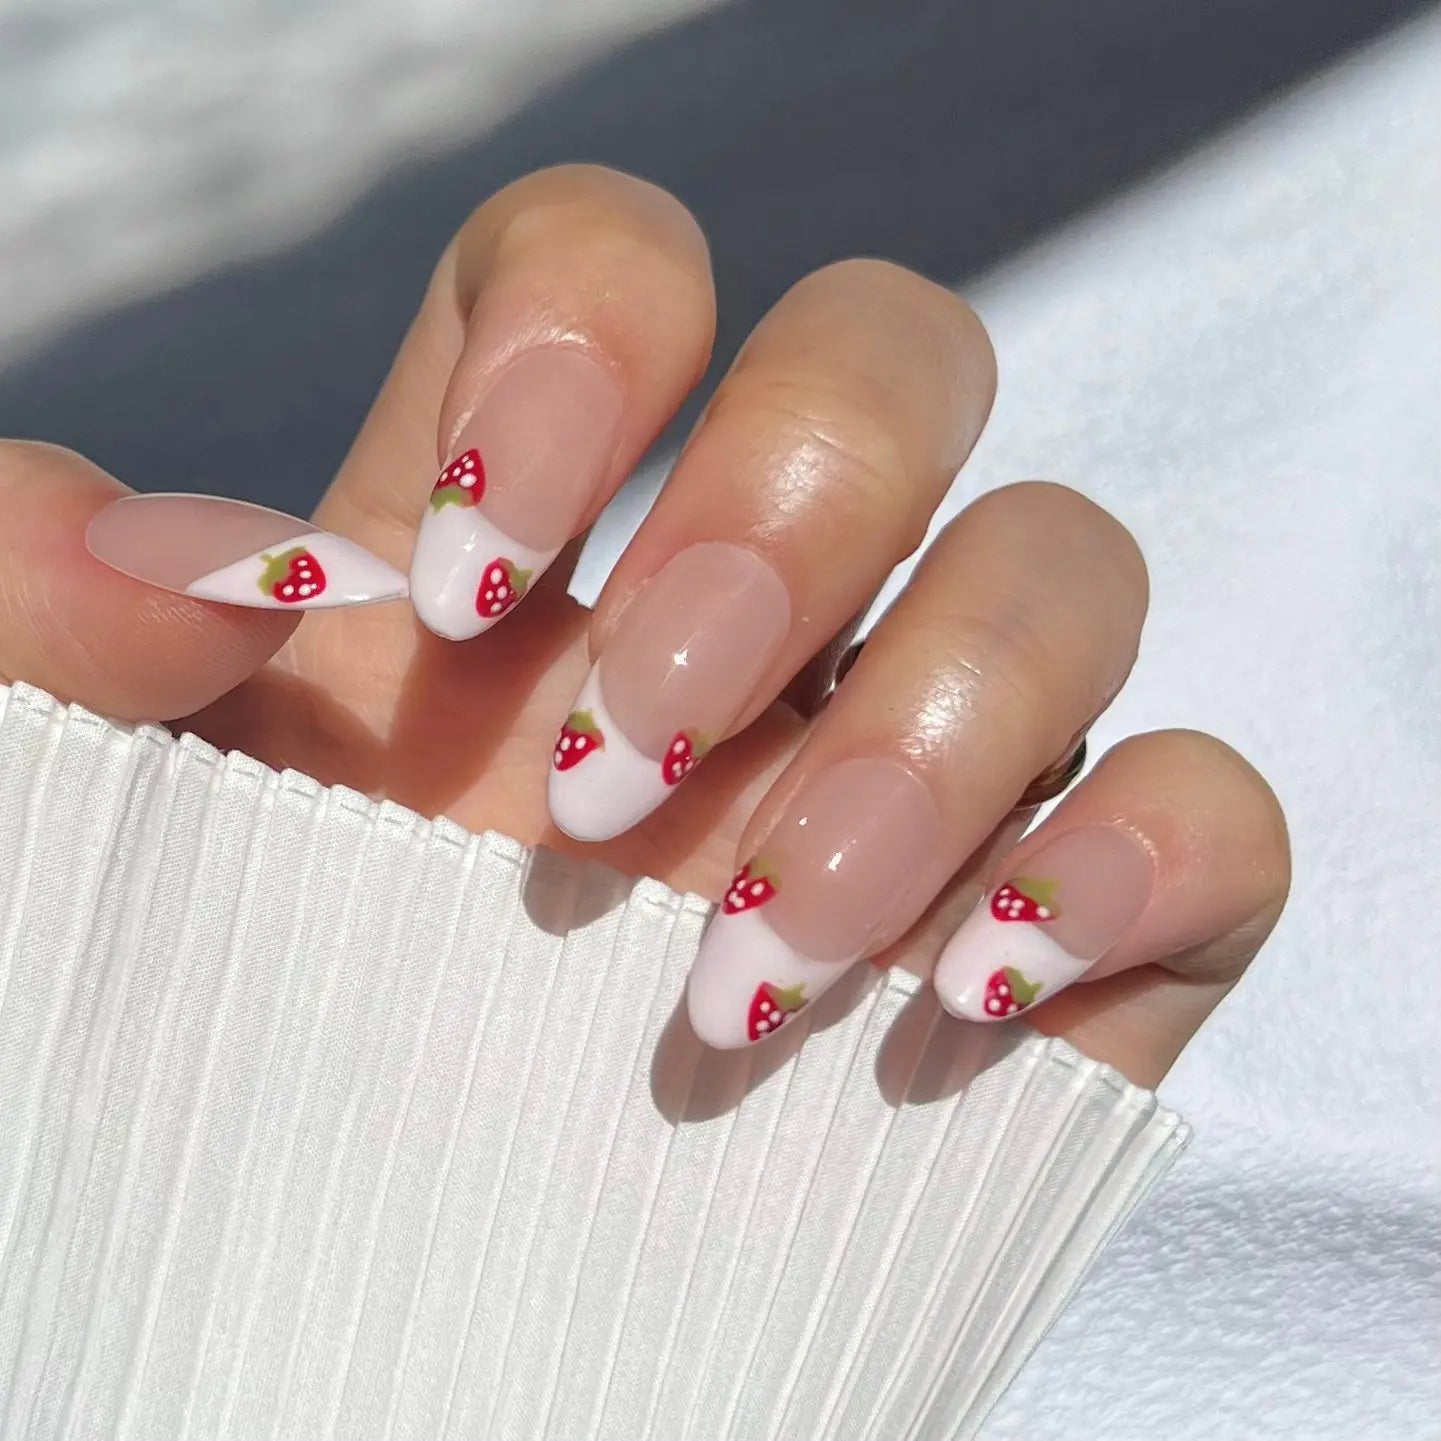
xmin=0 ymin=682 xmax=1189 ymax=1440
xmin=0 ymin=4 xmax=1438 ymax=1436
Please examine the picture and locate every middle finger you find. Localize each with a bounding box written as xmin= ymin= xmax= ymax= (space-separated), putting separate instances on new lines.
xmin=548 ymin=258 xmax=997 ymax=841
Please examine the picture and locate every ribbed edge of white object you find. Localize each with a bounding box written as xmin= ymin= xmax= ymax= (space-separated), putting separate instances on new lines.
xmin=0 ymin=681 xmax=1189 ymax=1441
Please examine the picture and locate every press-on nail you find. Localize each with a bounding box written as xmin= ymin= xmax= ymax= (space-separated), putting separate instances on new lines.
xmin=85 ymin=494 xmax=407 ymax=609
xmin=686 ymin=758 xmax=940 ymax=1048
xmin=409 ymin=346 xmax=623 ymax=640
xmin=934 ymin=826 xmax=1154 ymax=1021
xmin=547 ymin=542 xmax=790 ymax=841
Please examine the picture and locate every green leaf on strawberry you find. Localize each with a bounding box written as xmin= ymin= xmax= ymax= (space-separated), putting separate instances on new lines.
xmin=429 ymin=485 xmax=475 ymax=512
xmin=1012 ymin=877 xmax=1059 ymax=910
xmin=564 ymin=710 xmax=602 ymax=738
xmin=256 ymin=546 xmax=309 ymax=595
xmin=768 ymin=983 xmax=806 ymax=1012
xmin=1002 ymin=966 xmax=1042 ymax=1007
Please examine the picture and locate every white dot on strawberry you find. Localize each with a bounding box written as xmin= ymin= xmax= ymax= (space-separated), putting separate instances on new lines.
xmin=997 ymin=983 xmax=1009 ymax=998
xmin=750 ymin=882 xmax=763 ymax=895
xmin=281 ymin=584 xmax=295 ymax=597
xmin=672 ymin=739 xmax=684 ymax=754
xmin=1036 ymin=906 xmax=1050 ymax=919
xmin=987 ymin=998 xmax=1002 ymax=1013
xmin=559 ymin=736 xmax=571 ymax=750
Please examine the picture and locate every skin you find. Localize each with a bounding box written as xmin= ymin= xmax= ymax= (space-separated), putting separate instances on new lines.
xmin=0 ymin=165 xmax=1290 ymax=1088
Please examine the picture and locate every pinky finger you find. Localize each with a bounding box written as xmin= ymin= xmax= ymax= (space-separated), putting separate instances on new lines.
xmin=933 ymin=729 xmax=1290 ymax=1085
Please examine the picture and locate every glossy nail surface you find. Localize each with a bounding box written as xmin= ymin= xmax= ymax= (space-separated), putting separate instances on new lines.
xmin=934 ymin=826 xmax=1154 ymax=1021
xmin=548 ymin=542 xmax=790 ymax=841
xmin=86 ymin=494 xmax=407 ymax=609
xmin=686 ymin=758 xmax=940 ymax=1048
xmin=409 ymin=347 xmax=623 ymax=640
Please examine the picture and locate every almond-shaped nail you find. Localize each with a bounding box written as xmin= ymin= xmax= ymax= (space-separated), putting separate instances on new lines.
xmin=409 ymin=346 xmax=624 ymax=640
xmin=686 ymin=758 xmax=941 ymax=1048
xmin=934 ymin=826 xmax=1154 ymax=1021
xmin=547 ymin=542 xmax=790 ymax=841
xmin=85 ymin=494 xmax=407 ymax=609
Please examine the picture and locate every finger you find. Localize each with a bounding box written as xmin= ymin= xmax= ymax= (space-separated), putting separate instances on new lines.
xmin=86 ymin=494 xmax=407 ymax=609
xmin=0 ymin=443 xmax=299 ymax=719
xmin=934 ymin=729 xmax=1290 ymax=1086
xmin=685 ymin=482 xmax=1147 ymax=1048
xmin=316 ymin=164 xmax=715 ymax=641
xmin=547 ymin=259 xmax=997 ymax=842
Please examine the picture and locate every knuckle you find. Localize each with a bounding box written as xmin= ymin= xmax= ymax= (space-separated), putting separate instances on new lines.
xmin=956 ymin=607 xmax=1064 ymax=759
xmin=708 ymin=368 xmax=923 ymax=549
xmin=899 ymin=599 xmax=1063 ymax=767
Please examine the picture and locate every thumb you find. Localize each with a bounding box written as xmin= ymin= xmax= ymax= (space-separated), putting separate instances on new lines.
xmin=0 ymin=442 xmax=298 ymax=721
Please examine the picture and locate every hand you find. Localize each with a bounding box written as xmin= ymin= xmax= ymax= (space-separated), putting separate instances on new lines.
xmin=0 ymin=166 xmax=1289 ymax=1084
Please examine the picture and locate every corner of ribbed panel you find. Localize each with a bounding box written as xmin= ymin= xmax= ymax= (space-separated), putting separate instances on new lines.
xmin=878 ymin=964 xmax=926 ymax=1003
xmin=630 ymin=870 xmax=712 ymax=922
xmin=1033 ymin=1032 xmax=1184 ymax=1128
xmin=4 ymin=679 xmax=61 ymax=713
xmin=475 ymin=827 xmax=531 ymax=869
xmin=373 ymin=796 xmax=426 ymax=842
xmin=217 ymin=745 xmax=265 ymax=779
xmin=4 ymin=679 xmax=67 ymax=728
xmin=273 ymin=765 xmax=325 ymax=806
xmin=174 ymin=726 xmax=225 ymax=771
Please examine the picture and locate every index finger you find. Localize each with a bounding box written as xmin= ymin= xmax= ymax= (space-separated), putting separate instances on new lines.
xmin=313 ymin=164 xmax=717 ymax=641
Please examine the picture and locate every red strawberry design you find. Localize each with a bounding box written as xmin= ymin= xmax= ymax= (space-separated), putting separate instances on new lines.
xmin=553 ymin=710 xmax=604 ymax=770
xmin=475 ymin=559 xmax=532 ymax=620
xmin=257 ymin=546 xmax=326 ymax=604
xmin=982 ymin=966 xmax=1043 ymax=1017
xmin=723 ymin=859 xmax=779 ymax=915
xmin=991 ymin=876 xmax=1060 ymax=923
xmin=746 ymin=981 xmax=807 ymax=1040
xmin=662 ymin=729 xmax=711 ymax=786
xmin=429 ymin=449 xmax=485 ymax=511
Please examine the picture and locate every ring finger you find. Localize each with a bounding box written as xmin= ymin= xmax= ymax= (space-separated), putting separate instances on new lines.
xmin=684 ymin=481 xmax=1150 ymax=1047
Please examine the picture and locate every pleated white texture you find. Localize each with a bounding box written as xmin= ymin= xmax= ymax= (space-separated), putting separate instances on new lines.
xmin=0 ymin=681 xmax=1189 ymax=1441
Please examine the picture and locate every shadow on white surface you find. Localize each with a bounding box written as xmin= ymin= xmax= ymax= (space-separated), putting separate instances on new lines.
xmin=0 ymin=0 xmax=1423 ymax=517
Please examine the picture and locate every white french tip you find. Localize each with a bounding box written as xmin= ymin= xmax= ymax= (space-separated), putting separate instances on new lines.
xmin=686 ymin=905 xmax=845 ymax=1049
xmin=546 ymin=667 xmax=672 ymax=842
xmin=408 ymin=500 xmax=556 ymax=641
xmin=185 ymin=531 xmax=407 ymax=609
xmin=933 ymin=903 xmax=1087 ymax=1022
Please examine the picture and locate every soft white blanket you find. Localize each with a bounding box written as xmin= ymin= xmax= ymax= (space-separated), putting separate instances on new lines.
xmin=0 ymin=4 xmax=1436 ymax=1434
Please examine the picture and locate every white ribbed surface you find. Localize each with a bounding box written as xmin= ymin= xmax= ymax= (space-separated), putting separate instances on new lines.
xmin=0 ymin=681 xmax=1188 ymax=1440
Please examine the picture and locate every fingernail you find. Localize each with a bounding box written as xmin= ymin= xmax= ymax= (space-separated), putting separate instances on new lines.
xmin=85 ymin=493 xmax=407 ymax=609
xmin=409 ymin=346 xmax=623 ymax=640
xmin=547 ymin=542 xmax=790 ymax=841
xmin=934 ymin=826 xmax=1154 ymax=1022
xmin=686 ymin=758 xmax=940 ymax=1048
